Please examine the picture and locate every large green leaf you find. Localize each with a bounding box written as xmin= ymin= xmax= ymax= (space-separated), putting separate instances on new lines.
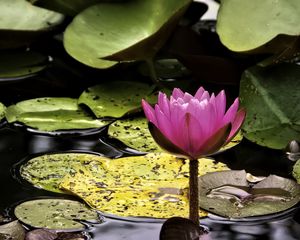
xmin=217 ymin=0 xmax=300 ymax=52
xmin=0 ymin=51 xmax=48 ymax=80
xmin=78 ymin=81 xmax=155 ymax=118
xmin=64 ymin=0 xmax=191 ymax=68
xmin=199 ymin=170 xmax=300 ymax=218
xmin=14 ymin=199 xmax=99 ymax=230
xmin=108 ymin=117 xmax=243 ymax=153
xmin=0 ymin=0 xmax=64 ymax=49
xmin=5 ymin=97 xmax=110 ymax=132
xmin=240 ymin=64 xmax=300 ymax=149
xmin=29 ymin=0 xmax=125 ymax=16
xmin=0 ymin=102 xmax=5 ymax=121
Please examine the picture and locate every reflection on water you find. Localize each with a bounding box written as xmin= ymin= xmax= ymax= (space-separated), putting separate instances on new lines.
xmin=0 ymin=126 xmax=299 ymax=239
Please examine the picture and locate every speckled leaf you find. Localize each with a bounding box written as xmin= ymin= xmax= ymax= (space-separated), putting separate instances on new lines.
xmin=217 ymin=0 xmax=300 ymax=52
xmin=199 ymin=170 xmax=300 ymax=218
xmin=0 ymin=221 xmax=25 ymax=240
xmin=0 ymin=102 xmax=5 ymax=121
xmin=20 ymin=153 xmax=111 ymax=193
xmin=0 ymin=0 xmax=64 ymax=49
xmin=63 ymin=0 xmax=191 ymax=68
xmin=0 ymin=51 xmax=48 ymax=80
xmin=6 ymin=97 xmax=110 ymax=132
xmin=293 ymin=160 xmax=300 ymax=184
xmin=240 ymin=64 xmax=300 ymax=149
xmin=59 ymin=153 xmax=230 ymax=219
xmin=78 ymin=81 xmax=156 ymax=118
xmin=108 ymin=117 xmax=243 ymax=153
xmin=14 ymin=199 xmax=99 ymax=230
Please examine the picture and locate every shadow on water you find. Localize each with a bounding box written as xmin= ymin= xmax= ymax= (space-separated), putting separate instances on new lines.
xmin=0 ymin=125 xmax=300 ymax=240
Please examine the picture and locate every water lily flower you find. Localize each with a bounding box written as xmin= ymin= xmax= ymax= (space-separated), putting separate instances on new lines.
xmin=142 ymin=87 xmax=246 ymax=160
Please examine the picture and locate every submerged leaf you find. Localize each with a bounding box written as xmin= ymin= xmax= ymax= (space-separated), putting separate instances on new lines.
xmin=64 ymin=0 xmax=191 ymax=68
xmin=6 ymin=97 xmax=110 ymax=132
xmin=14 ymin=199 xmax=99 ymax=230
xmin=0 ymin=221 xmax=25 ymax=240
xmin=199 ymin=170 xmax=300 ymax=218
xmin=0 ymin=51 xmax=48 ymax=80
xmin=78 ymin=81 xmax=156 ymax=118
xmin=240 ymin=64 xmax=300 ymax=149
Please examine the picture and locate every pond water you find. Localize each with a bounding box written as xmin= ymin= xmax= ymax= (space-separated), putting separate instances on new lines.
xmin=0 ymin=125 xmax=299 ymax=240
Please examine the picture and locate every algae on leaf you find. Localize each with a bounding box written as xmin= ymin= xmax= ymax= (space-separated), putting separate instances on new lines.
xmin=6 ymin=97 xmax=111 ymax=132
xmin=14 ymin=199 xmax=99 ymax=230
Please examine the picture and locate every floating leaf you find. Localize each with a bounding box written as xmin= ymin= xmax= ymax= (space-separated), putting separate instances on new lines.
xmin=64 ymin=0 xmax=191 ymax=68
xmin=199 ymin=170 xmax=300 ymax=218
xmin=14 ymin=199 xmax=99 ymax=230
xmin=78 ymin=81 xmax=156 ymax=118
xmin=58 ymin=152 xmax=229 ymax=219
xmin=0 ymin=51 xmax=48 ymax=80
xmin=0 ymin=0 xmax=64 ymax=49
xmin=293 ymin=160 xmax=300 ymax=184
xmin=5 ymin=97 xmax=110 ymax=132
xmin=217 ymin=0 xmax=300 ymax=52
xmin=108 ymin=117 xmax=243 ymax=153
xmin=0 ymin=221 xmax=25 ymax=240
xmin=240 ymin=64 xmax=300 ymax=149
xmin=20 ymin=153 xmax=111 ymax=193
xmin=0 ymin=102 xmax=5 ymax=121
xmin=29 ymin=0 xmax=125 ymax=16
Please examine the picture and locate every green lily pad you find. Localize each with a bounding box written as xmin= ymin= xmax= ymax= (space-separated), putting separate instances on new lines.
xmin=0 ymin=0 xmax=64 ymax=49
xmin=20 ymin=153 xmax=111 ymax=193
xmin=0 ymin=221 xmax=25 ymax=240
xmin=199 ymin=170 xmax=300 ymax=218
xmin=240 ymin=63 xmax=300 ymax=149
xmin=292 ymin=160 xmax=300 ymax=184
xmin=5 ymin=97 xmax=110 ymax=132
xmin=29 ymin=0 xmax=125 ymax=16
xmin=108 ymin=117 xmax=243 ymax=153
xmin=20 ymin=152 xmax=230 ymax=219
xmin=217 ymin=0 xmax=300 ymax=52
xmin=78 ymin=81 xmax=156 ymax=118
xmin=14 ymin=199 xmax=99 ymax=230
xmin=0 ymin=102 xmax=5 ymax=121
xmin=0 ymin=51 xmax=48 ymax=80
xmin=64 ymin=0 xmax=191 ymax=68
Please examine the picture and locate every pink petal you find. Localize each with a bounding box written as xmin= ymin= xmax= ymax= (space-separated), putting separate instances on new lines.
xmin=183 ymin=92 xmax=194 ymax=103
xmin=199 ymin=91 xmax=210 ymax=101
xmin=158 ymin=92 xmax=170 ymax=119
xmin=215 ymin=90 xmax=226 ymax=122
xmin=194 ymin=87 xmax=205 ymax=100
xmin=223 ymin=98 xmax=239 ymax=125
xmin=171 ymin=88 xmax=184 ymax=100
xmin=155 ymin=105 xmax=174 ymax=140
xmin=142 ymin=99 xmax=157 ymax=125
xmin=226 ymin=108 xmax=246 ymax=143
xmin=194 ymin=100 xmax=216 ymax=137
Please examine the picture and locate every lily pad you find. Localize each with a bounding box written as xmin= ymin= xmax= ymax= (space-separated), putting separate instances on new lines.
xmin=240 ymin=63 xmax=300 ymax=149
xmin=0 ymin=221 xmax=25 ymax=240
xmin=0 ymin=102 xmax=5 ymax=121
xmin=59 ymin=152 xmax=230 ymax=219
xmin=5 ymin=97 xmax=110 ymax=132
xmin=217 ymin=0 xmax=300 ymax=52
xmin=0 ymin=51 xmax=48 ymax=80
xmin=108 ymin=116 xmax=243 ymax=153
xmin=20 ymin=152 xmax=229 ymax=219
xmin=64 ymin=0 xmax=191 ymax=68
xmin=78 ymin=81 xmax=156 ymax=118
xmin=0 ymin=0 xmax=64 ymax=49
xmin=292 ymin=160 xmax=300 ymax=184
xmin=14 ymin=199 xmax=99 ymax=230
xmin=199 ymin=170 xmax=300 ymax=218
xmin=20 ymin=153 xmax=111 ymax=193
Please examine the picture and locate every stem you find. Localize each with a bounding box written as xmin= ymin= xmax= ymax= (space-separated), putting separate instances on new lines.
xmin=189 ymin=158 xmax=199 ymax=225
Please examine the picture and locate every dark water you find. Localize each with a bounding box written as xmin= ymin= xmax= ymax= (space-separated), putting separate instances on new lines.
xmin=0 ymin=126 xmax=300 ymax=240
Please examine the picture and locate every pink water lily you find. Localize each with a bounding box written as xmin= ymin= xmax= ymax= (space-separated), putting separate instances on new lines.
xmin=142 ymin=87 xmax=246 ymax=160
